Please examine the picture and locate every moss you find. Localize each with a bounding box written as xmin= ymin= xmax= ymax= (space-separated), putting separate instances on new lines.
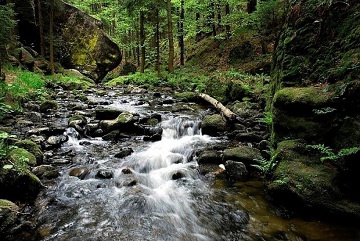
xmin=0 ymin=199 xmax=19 ymax=212
xmin=68 ymin=115 xmax=87 ymax=124
xmin=8 ymin=148 xmax=37 ymax=167
xmin=40 ymin=100 xmax=58 ymax=112
xmin=14 ymin=139 xmax=43 ymax=164
xmin=273 ymin=87 xmax=334 ymax=109
xmin=71 ymin=31 xmax=99 ymax=66
xmin=173 ymin=92 xmax=198 ymax=102
xmin=222 ymin=146 xmax=262 ymax=165
xmin=115 ymin=111 xmax=133 ymax=124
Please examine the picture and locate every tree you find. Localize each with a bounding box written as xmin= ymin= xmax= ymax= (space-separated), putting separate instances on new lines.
xmin=0 ymin=3 xmax=16 ymax=79
xmin=49 ymin=0 xmax=55 ymax=75
xmin=167 ymin=0 xmax=174 ymax=73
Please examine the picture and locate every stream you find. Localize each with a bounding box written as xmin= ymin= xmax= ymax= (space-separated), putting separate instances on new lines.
xmin=26 ymin=86 xmax=359 ymax=241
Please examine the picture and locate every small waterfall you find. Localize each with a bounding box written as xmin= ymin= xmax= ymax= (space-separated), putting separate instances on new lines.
xmin=38 ymin=116 xmax=247 ymax=241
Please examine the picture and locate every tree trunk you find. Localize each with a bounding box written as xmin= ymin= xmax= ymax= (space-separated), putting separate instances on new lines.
xmin=179 ymin=0 xmax=185 ymax=65
xmin=198 ymin=93 xmax=237 ymax=121
xmin=49 ymin=0 xmax=55 ymax=75
xmin=195 ymin=12 xmax=201 ymax=42
xmin=225 ymin=3 xmax=231 ymax=39
xmin=247 ymin=0 xmax=257 ymax=14
xmin=216 ymin=0 xmax=221 ymax=27
xmin=154 ymin=9 xmax=160 ymax=76
xmin=139 ymin=10 xmax=145 ymax=73
xmin=37 ymin=0 xmax=45 ymax=56
xmin=167 ymin=0 xmax=174 ymax=73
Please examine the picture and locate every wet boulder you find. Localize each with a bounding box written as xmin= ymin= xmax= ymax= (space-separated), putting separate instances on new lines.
xmin=197 ymin=150 xmax=223 ymax=164
xmin=222 ymin=145 xmax=262 ymax=167
xmin=95 ymin=108 xmax=122 ymax=120
xmin=100 ymin=111 xmax=138 ymax=134
xmin=224 ymin=160 xmax=248 ymax=181
xmin=96 ymin=169 xmax=113 ymax=179
xmin=69 ymin=167 xmax=90 ymax=180
xmin=32 ymin=165 xmax=59 ymax=179
xmin=114 ymin=148 xmax=134 ymax=158
xmin=201 ymin=114 xmax=227 ymax=136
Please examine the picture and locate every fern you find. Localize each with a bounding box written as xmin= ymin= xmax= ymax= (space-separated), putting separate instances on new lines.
xmin=306 ymin=144 xmax=360 ymax=162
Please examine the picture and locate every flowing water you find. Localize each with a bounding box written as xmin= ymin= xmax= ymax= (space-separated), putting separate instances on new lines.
xmin=34 ymin=89 xmax=360 ymax=241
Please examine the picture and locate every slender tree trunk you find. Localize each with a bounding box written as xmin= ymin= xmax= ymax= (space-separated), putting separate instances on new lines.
xmin=195 ymin=12 xmax=201 ymax=42
xmin=154 ymin=9 xmax=160 ymax=76
xmin=167 ymin=0 xmax=174 ymax=73
xmin=139 ymin=11 xmax=145 ymax=73
xmin=247 ymin=0 xmax=257 ymax=14
xmin=179 ymin=0 xmax=185 ymax=65
xmin=216 ymin=0 xmax=221 ymax=27
xmin=37 ymin=0 xmax=45 ymax=56
xmin=225 ymin=3 xmax=231 ymax=39
xmin=49 ymin=0 xmax=55 ymax=75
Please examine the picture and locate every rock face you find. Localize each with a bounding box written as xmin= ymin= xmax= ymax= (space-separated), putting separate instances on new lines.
xmin=14 ymin=0 xmax=121 ymax=82
xmin=269 ymin=1 xmax=360 ymax=217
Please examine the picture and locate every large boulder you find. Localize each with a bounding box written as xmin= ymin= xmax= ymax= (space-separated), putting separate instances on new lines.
xmin=267 ymin=140 xmax=360 ymax=218
xmin=14 ymin=0 xmax=121 ymax=82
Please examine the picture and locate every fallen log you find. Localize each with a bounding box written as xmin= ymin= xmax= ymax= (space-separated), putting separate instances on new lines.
xmin=198 ymin=93 xmax=237 ymax=121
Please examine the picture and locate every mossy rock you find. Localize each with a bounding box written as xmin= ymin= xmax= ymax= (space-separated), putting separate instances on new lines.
xmin=95 ymin=108 xmax=122 ymax=120
xmin=334 ymin=116 xmax=360 ymax=149
xmin=201 ymin=114 xmax=227 ymax=136
xmin=40 ymin=100 xmax=58 ymax=113
xmin=222 ymin=145 xmax=262 ymax=166
xmin=268 ymin=139 xmax=360 ymax=218
xmin=15 ymin=139 xmax=43 ymax=165
xmin=100 ymin=111 xmax=137 ymax=133
xmin=273 ymin=86 xmax=335 ymax=112
xmin=68 ymin=114 xmax=87 ymax=126
xmin=8 ymin=148 xmax=37 ymax=167
xmin=0 ymin=199 xmax=19 ymax=239
xmin=173 ymin=92 xmax=198 ymax=102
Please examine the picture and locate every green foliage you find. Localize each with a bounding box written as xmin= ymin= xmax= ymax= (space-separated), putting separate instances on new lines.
xmin=251 ymin=152 xmax=278 ymax=176
xmin=47 ymin=73 xmax=94 ymax=90
xmin=0 ymin=4 xmax=16 ymax=68
xmin=306 ymin=144 xmax=360 ymax=162
xmin=260 ymin=111 xmax=273 ymax=125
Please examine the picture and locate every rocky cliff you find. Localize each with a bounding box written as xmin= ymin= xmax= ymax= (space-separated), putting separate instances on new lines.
xmin=14 ymin=0 xmax=121 ymax=82
xmin=268 ymin=0 xmax=360 ymax=218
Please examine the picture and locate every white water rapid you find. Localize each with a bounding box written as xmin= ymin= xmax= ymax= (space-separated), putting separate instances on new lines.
xmin=38 ymin=116 xmax=248 ymax=241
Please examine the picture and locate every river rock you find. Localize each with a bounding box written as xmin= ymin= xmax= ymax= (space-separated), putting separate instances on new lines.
xmin=114 ymin=148 xmax=134 ymax=158
xmin=40 ymin=100 xmax=58 ymax=113
xmin=95 ymin=108 xmax=122 ymax=120
xmin=100 ymin=111 xmax=137 ymax=133
xmin=96 ymin=169 xmax=113 ymax=179
xmin=172 ymin=172 xmax=185 ymax=180
xmin=46 ymin=135 xmax=68 ymax=147
xmin=32 ymin=165 xmax=59 ymax=179
xmin=197 ymin=150 xmax=223 ymax=164
xmin=201 ymin=114 xmax=227 ymax=136
xmin=224 ymin=160 xmax=248 ymax=181
xmin=222 ymin=145 xmax=262 ymax=166
xmin=69 ymin=167 xmax=90 ymax=180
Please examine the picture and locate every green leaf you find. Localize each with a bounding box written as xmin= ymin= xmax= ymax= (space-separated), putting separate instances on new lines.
xmin=3 ymin=164 xmax=13 ymax=169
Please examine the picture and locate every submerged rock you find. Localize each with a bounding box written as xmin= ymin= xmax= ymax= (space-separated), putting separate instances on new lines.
xmin=114 ymin=148 xmax=134 ymax=158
